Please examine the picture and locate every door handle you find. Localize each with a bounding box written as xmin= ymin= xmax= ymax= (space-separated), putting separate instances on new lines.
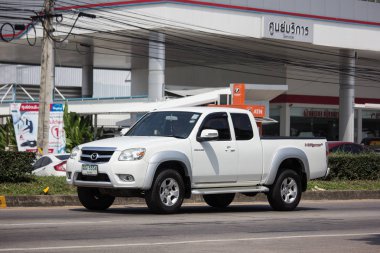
xmin=225 ymin=146 xmax=236 ymax=152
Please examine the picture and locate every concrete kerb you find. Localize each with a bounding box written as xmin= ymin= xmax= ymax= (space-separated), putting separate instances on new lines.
xmin=3 ymin=191 xmax=380 ymax=207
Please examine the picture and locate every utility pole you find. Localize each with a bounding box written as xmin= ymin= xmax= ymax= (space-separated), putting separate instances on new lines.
xmin=37 ymin=0 xmax=55 ymax=155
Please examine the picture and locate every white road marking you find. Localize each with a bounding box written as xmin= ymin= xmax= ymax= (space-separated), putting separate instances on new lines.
xmin=0 ymin=220 xmax=114 ymax=227
xmin=0 ymin=232 xmax=379 ymax=252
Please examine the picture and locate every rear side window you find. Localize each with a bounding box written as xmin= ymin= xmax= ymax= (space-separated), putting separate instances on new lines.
xmin=41 ymin=157 xmax=53 ymax=167
xmin=342 ymin=144 xmax=353 ymax=153
xmin=349 ymin=144 xmax=364 ymax=154
xmin=231 ymin=113 xmax=253 ymax=140
xmin=56 ymin=155 xmax=70 ymax=160
xmin=33 ymin=158 xmax=44 ymax=169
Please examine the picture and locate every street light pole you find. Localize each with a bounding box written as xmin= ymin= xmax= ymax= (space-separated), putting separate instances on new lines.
xmin=37 ymin=0 xmax=55 ymax=155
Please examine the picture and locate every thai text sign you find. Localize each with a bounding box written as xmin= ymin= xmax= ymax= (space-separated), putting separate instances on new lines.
xmin=263 ymin=16 xmax=313 ymax=43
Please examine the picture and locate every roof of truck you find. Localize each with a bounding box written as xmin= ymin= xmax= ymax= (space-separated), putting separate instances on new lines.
xmin=154 ymin=106 xmax=251 ymax=114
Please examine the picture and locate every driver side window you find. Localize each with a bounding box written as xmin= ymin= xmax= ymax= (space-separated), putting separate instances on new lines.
xmin=199 ymin=113 xmax=231 ymax=141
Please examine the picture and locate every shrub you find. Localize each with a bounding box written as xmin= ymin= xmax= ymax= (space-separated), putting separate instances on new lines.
xmin=327 ymin=152 xmax=380 ymax=180
xmin=0 ymin=150 xmax=36 ymax=183
xmin=0 ymin=117 xmax=16 ymax=151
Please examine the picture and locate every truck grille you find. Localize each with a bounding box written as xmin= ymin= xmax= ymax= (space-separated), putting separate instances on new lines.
xmin=80 ymin=147 xmax=116 ymax=163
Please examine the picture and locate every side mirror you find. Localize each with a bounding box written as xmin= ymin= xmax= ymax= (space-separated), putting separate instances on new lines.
xmin=197 ymin=129 xmax=219 ymax=142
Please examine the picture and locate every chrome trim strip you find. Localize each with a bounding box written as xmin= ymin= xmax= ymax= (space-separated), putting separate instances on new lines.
xmin=80 ymin=154 xmax=113 ymax=158
xmin=81 ymin=147 xmax=117 ymax=151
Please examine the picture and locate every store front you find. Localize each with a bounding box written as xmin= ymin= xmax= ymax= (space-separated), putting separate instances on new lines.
xmin=360 ymin=110 xmax=380 ymax=140
xmin=266 ymin=105 xmax=380 ymax=143
xmin=290 ymin=108 xmax=339 ymax=140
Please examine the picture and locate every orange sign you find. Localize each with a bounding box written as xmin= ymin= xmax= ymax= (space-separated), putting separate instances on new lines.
xmin=209 ymin=104 xmax=266 ymax=118
xmin=232 ymin=83 xmax=245 ymax=105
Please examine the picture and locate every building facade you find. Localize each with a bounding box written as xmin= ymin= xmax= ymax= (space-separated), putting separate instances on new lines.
xmin=0 ymin=0 xmax=380 ymax=142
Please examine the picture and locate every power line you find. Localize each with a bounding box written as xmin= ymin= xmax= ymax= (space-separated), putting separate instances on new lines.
xmin=3 ymin=0 xmax=380 ymax=89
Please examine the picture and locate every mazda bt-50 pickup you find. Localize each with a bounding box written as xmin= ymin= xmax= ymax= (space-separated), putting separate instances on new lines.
xmin=66 ymin=107 xmax=329 ymax=213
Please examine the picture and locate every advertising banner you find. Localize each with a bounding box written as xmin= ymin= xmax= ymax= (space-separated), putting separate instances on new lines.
xmin=10 ymin=103 xmax=66 ymax=154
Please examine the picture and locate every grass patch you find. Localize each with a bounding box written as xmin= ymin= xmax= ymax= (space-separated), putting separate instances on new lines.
xmin=0 ymin=176 xmax=76 ymax=196
xmin=308 ymin=180 xmax=380 ymax=191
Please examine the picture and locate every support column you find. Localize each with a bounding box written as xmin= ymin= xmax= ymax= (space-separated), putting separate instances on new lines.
xmin=280 ymin=103 xmax=290 ymax=136
xmin=148 ymin=32 xmax=165 ymax=101
xmin=81 ymin=45 xmax=94 ymax=98
xmin=356 ymin=108 xmax=362 ymax=143
xmin=12 ymin=84 xmax=16 ymax=101
xmin=339 ymin=49 xmax=356 ymax=142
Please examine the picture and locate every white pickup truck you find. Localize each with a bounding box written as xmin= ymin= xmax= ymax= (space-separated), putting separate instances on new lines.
xmin=66 ymin=107 xmax=329 ymax=214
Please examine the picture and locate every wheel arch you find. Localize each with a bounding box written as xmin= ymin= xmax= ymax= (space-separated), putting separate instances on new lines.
xmin=265 ymin=148 xmax=310 ymax=192
xmin=143 ymin=151 xmax=192 ymax=196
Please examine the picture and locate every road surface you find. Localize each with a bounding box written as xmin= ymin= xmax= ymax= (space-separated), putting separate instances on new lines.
xmin=0 ymin=200 xmax=379 ymax=252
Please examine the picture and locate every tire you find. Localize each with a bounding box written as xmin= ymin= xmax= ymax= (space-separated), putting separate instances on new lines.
xmin=145 ymin=169 xmax=185 ymax=214
xmin=77 ymin=187 xmax=115 ymax=211
xmin=203 ymin=193 xmax=235 ymax=209
xmin=267 ymin=169 xmax=302 ymax=211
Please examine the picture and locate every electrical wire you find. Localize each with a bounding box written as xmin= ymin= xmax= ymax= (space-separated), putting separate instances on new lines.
xmin=2 ymin=0 xmax=380 ymax=89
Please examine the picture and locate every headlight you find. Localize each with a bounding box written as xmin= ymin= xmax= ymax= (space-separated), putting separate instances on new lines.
xmin=70 ymin=146 xmax=80 ymax=159
xmin=119 ymin=148 xmax=146 ymax=161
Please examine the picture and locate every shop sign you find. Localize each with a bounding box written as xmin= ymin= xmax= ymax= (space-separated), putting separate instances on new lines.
xmin=10 ymin=103 xmax=66 ymax=154
xmin=263 ymin=16 xmax=313 ymax=43
xmin=303 ymin=109 xmax=339 ymax=118
xmin=232 ymin=83 xmax=245 ymax=105
xmin=362 ymin=111 xmax=380 ymax=119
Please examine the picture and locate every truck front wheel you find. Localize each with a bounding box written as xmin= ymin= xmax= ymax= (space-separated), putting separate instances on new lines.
xmin=267 ymin=169 xmax=302 ymax=211
xmin=145 ymin=169 xmax=185 ymax=214
xmin=77 ymin=187 xmax=115 ymax=210
xmin=203 ymin=193 xmax=235 ymax=209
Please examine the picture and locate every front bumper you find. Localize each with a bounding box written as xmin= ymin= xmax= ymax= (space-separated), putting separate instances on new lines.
xmin=66 ymin=156 xmax=149 ymax=189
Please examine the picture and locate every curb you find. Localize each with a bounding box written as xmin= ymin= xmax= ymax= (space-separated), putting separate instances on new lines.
xmin=3 ymin=190 xmax=380 ymax=207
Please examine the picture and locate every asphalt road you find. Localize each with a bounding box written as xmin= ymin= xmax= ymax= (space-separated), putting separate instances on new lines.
xmin=0 ymin=200 xmax=380 ymax=253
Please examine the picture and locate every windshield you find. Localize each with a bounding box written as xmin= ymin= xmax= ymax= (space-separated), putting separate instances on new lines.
xmin=126 ymin=111 xmax=201 ymax=139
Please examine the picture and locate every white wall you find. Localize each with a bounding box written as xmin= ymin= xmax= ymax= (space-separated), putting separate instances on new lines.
xmin=166 ymin=63 xmax=285 ymax=88
xmin=105 ymin=3 xmax=380 ymax=51
xmin=286 ymin=65 xmax=380 ymax=99
xmin=130 ymin=69 xmax=148 ymax=96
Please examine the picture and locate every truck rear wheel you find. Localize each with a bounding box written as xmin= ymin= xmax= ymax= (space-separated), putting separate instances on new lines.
xmin=145 ymin=169 xmax=185 ymax=214
xmin=203 ymin=193 xmax=235 ymax=209
xmin=77 ymin=187 xmax=115 ymax=210
xmin=267 ymin=169 xmax=301 ymax=211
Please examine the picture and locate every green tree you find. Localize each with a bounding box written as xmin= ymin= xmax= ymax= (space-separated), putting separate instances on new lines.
xmin=63 ymin=102 xmax=94 ymax=152
xmin=0 ymin=117 xmax=17 ymax=151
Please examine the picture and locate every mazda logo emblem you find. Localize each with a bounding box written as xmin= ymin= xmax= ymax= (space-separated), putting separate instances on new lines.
xmin=90 ymin=153 xmax=99 ymax=160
